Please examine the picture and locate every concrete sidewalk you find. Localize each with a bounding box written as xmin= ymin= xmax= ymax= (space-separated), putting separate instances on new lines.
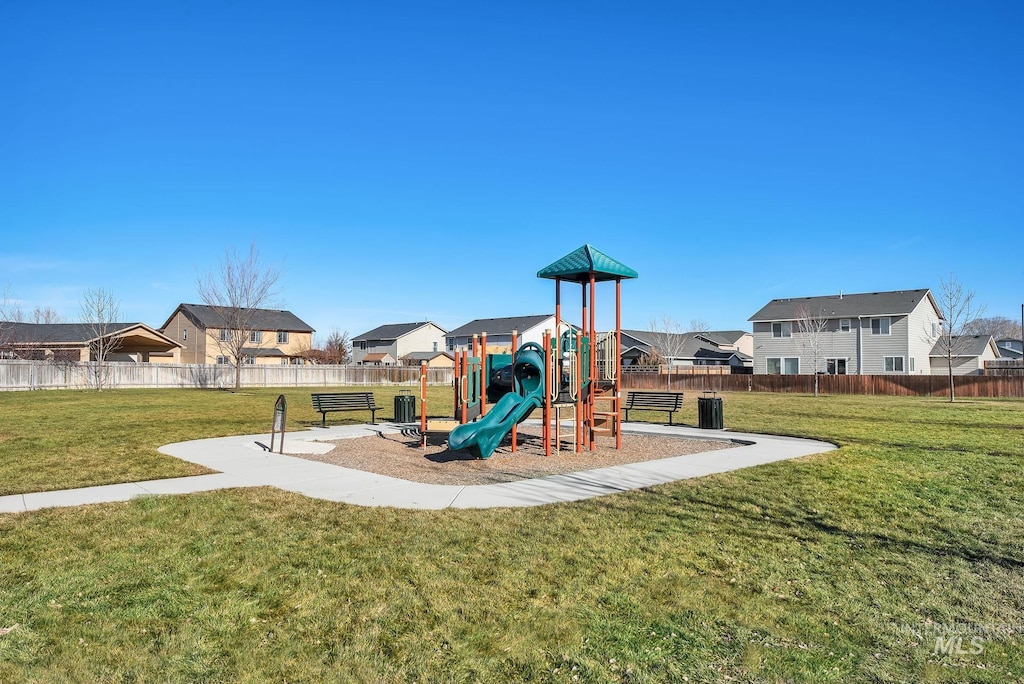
xmin=0 ymin=423 xmax=836 ymax=514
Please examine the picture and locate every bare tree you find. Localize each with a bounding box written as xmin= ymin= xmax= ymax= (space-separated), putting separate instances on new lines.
xmin=647 ymin=315 xmax=690 ymax=389
xmin=0 ymin=284 xmax=19 ymax=355
xmin=795 ymin=305 xmax=830 ymax=397
xmin=80 ymin=287 xmax=122 ymax=390
xmin=689 ymin=317 xmax=711 ymax=333
xmin=962 ymin=315 xmax=1020 ymax=341
xmin=934 ymin=274 xmax=986 ymax=402
xmin=30 ymin=306 xmax=64 ymax=324
xmin=320 ymin=329 xmax=351 ymax=365
xmin=197 ymin=243 xmax=281 ymax=389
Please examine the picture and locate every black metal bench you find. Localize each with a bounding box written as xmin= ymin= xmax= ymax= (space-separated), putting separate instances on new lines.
xmin=623 ymin=391 xmax=684 ymax=424
xmin=311 ymin=392 xmax=379 ymax=426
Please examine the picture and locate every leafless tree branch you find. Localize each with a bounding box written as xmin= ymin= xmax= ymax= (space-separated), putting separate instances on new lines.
xmin=80 ymin=287 xmax=122 ymax=390
xmin=934 ymin=273 xmax=986 ymax=402
xmin=196 ymin=242 xmax=281 ymax=389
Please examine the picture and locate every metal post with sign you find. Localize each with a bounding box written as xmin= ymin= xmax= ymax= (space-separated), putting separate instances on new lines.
xmin=270 ymin=394 xmax=287 ymax=454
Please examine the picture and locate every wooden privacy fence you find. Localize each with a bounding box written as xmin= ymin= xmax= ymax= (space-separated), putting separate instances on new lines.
xmin=621 ymin=372 xmax=1024 ymax=398
xmin=622 ymin=364 xmax=732 ymax=375
xmin=0 ymin=361 xmax=453 ymax=392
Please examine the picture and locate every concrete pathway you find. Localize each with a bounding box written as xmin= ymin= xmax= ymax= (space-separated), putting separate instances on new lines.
xmin=0 ymin=423 xmax=835 ymax=514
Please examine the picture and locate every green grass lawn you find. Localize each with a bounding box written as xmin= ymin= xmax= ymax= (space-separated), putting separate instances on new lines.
xmin=1 ymin=390 xmax=1023 ymax=682
xmin=0 ymin=386 xmax=454 ymax=496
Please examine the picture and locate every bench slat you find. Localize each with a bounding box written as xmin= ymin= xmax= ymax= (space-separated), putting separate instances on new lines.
xmin=623 ymin=391 xmax=684 ymax=425
xmin=311 ymin=392 xmax=379 ymax=426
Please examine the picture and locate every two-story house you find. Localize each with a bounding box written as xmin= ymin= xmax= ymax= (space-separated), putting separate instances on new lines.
xmin=748 ymin=289 xmax=943 ymax=375
xmin=446 ymin=315 xmax=571 ymax=354
xmin=351 ymin=322 xmax=447 ymax=366
xmin=159 ymin=303 xmax=315 ymax=365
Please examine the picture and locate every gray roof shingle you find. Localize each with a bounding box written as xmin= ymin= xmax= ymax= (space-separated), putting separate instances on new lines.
xmin=930 ymin=335 xmax=996 ymax=358
xmin=2 ymin=322 xmax=147 ymax=344
xmin=169 ymin=304 xmax=314 ymax=333
xmin=749 ymin=289 xmax=937 ymax=322
xmin=447 ymin=315 xmax=553 ymax=338
xmin=353 ymin=322 xmax=441 ymax=342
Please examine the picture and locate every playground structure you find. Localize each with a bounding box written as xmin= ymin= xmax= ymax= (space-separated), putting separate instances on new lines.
xmin=419 ymin=245 xmax=638 ymax=458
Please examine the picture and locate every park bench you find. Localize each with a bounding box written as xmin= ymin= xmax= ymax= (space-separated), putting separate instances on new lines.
xmin=311 ymin=392 xmax=380 ymax=426
xmin=623 ymin=391 xmax=684 ymax=425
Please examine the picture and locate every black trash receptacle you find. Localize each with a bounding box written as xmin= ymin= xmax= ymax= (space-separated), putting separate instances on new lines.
xmin=697 ymin=391 xmax=724 ymax=429
xmin=394 ymin=392 xmax=416 ymax=423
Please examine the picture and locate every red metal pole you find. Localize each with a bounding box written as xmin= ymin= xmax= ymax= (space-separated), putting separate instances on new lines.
xmin=615 ymin=277 xmax=622 ymax=450
xmin=480 ymin=332 xmax=488 ymax=417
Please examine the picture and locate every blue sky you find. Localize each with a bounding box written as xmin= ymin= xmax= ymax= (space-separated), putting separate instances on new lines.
xmin=2 ymin=1 xmax=1021 ymax=339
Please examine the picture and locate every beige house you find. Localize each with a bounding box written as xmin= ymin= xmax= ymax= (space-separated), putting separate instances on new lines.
xmin=352 ymin=322 xmax=447 ymax=365
xmin=360 ymin=352 xmax=396 ymax=366
xmin=159 ymin=303 xmax=315 ymax=365
xmin=401 ymin=351 xmax=455 ymax=368
xmin=0 ymin=322 xmax=181 ymax=362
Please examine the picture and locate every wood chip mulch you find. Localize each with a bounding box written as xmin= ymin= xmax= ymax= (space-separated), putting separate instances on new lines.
xmin=296 ymin=425 xmax=733 ymax=486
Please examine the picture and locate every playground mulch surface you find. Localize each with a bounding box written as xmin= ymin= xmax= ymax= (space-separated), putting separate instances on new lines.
xmin=303 ymin=426 xmax=733 ymax=486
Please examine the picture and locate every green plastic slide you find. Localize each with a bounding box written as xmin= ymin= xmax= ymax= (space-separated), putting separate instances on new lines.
xmin=448 ymin=343 xmax=546 ymax=459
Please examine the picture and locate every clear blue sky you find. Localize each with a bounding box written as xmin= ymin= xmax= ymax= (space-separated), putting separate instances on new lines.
xmin=2 ymin=1 xmax=1021 ymax=339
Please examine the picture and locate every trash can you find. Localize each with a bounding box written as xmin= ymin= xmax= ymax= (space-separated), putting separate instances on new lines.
xmin=697 ymin=391 xmax=724 ymax=429
xmin=394 ymin=391 xmax=416 ymax=423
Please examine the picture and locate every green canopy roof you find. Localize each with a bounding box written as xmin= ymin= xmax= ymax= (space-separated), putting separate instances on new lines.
xmin=537 ymin=244 xmax=638 ymax=283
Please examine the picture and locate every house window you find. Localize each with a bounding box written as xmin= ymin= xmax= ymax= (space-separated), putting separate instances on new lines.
xmin=871 ymin=317 xmax=890 ymax=335
xmin=277 ymin=331 xmax=289 ymax=344
xmin=909 ymin=357 xmax=915 ymax=372
xmin=219 ymin=329 xmax=230 ymax=342
xmin=772 ymin=322 xmax=792 ymax=338
xmin=216 ymin=356 xmax=230 ymax=365
xmin=767 ymin=357 xmax=800 ymax=375
xmin=884 ymin=356 xmax=905 ymax=372
xmin=839 ymin=319 xmax=851 ymax=333
xmin=447 ymin=338 xmax=454 ymax=351
xmin=433 ymin=341 xmax=438 ymax=352
xmin=245 ymin=355 xmax=256 ymax=365
xmin=250 ymin=330 xmax=262 ymax=344
xmin=358 ymin=341 xmax=366 ymax=350
xmin=182 ymin=329 xmax=188 ymax=341
xmin=826 ymin=358 xmax=847 ymax=374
